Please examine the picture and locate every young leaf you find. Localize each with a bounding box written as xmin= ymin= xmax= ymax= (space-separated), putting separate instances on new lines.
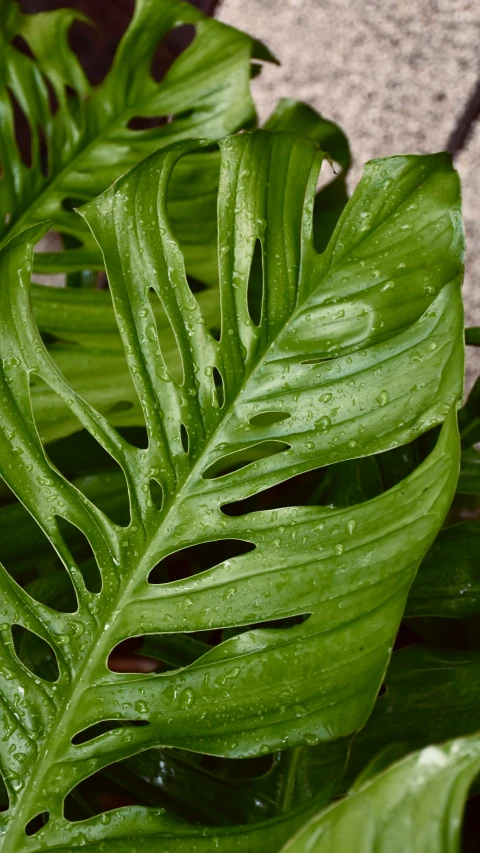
xmin=0 ymin=0 xmax=261 ymax=274
xmin=0 ymin=131 xmax=463 ymax=849
xmin=280 ymin=734 xmax=480 ymax=852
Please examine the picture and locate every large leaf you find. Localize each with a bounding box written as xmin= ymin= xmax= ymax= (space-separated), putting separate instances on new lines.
xmin=345 ymin=646 xmax=480 ymax=787
xmin=280 ymin=733 xmax=480 ymax=852
xmin=0 ymin=0 xmax=262 ymax=275
xmin=0 ymin=131 xmax=463 ymax=849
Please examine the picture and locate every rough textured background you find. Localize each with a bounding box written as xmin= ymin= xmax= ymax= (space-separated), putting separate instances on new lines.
xmin=218 ymin=0 xmax=480 ymax=383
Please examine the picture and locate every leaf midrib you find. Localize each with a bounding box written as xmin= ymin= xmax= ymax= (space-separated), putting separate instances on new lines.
xmin=0 ymin=68 xmax=205 ymax=254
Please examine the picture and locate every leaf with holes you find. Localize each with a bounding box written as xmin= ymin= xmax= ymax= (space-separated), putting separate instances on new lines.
xmin=25 ymin=96 xmax=349 ymax=444
xmin=280 ymin=733 xmax=480 ymax=853
xmin=0 ymin=130 xmax=464 ymax=849
xmin=0 ymin=0 xmax=266 ymax=277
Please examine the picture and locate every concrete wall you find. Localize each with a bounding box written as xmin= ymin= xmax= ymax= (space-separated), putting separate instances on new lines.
xmin=218 ymin=0 xmax=480 ymax=384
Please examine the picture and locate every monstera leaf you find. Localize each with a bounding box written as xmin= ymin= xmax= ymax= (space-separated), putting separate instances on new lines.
xmin=0 ymin=131 xmax=464 ymax=849
xmin=280 ymin=733 xmax=480 ymax=852
xmin=0 ymin=0 xmax=264 ymax=275
xmin=25 ymin=98 xmax=350 ymax=443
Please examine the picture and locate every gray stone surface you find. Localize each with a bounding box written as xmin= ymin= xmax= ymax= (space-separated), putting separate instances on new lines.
xmin=219 ymin=0 xmax=480 ymax=384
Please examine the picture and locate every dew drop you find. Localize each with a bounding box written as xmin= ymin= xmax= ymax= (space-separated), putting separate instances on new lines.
xmin=179 ymin=688 xmax=195 ymax=709
xmin=145 ymin=324 xmax=157 ymax=342
xmin=315 ymin=415 xmax=332 ymax=431
xmin=376 ymin=390 xmax=389 ymax=407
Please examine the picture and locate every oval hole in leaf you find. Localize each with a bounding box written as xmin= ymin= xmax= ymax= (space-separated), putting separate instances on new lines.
xmin=129 ymin=632 xmax=209 ymax=671
xmin=150 ymin=23 xmax=197 ymax=82
xmin=29 ymin=375 xmax=132 ymax=526
xmin=247 ymin=238 xmax=264 ymax=327
xmin=180 ymin=423 xmax=189 ymax=454
xmin=148 ymin=539 xmax=255 ymax=584
xmin=72 ymin=719 xmax=149 ymax=746
xmin=186 ymin=274 xmax=207 ymax=294
xmin=222 ymin=614 xmax=311 ymax=642
xmin=11 ymin=624 xmax=59 ymax=682
xmin=38 ymin=124 xmax=49 ymax=178
xmin=127 ymin=115 xmax=169 ymax=131
xmin=108 ymin=636 xmax=162 ymax=674
xmin=7 ymin=87 xmax=32 ymax=167
xmin=199 ymin=752 xmax=274 ymax=780
xmin=213 ymin=367 xmax=224 ymax=408
xmin=118 ymin=426 xmax=149 ymax=451
xmin=56 ymin=517 xmax=102 ymax=594
xmin=45 ymin=430 xmax=132 ymax=526
xmin=25 ymin=812 xmax=49 ymax=837
xmin=249 ymin=410 xmax=291 ymax=427
xmin=202 ymin=441 xmax=290 ymax=480
xmin=41 ymin=73 xmax=59 ymax=117
xmin=12 ymin=34 xmax=35 ymax=60
xmin=0 ymin=506 xmax=78 ymax=613
xmin=0 ymin=770 xmax=9 ymax=812
xmin=149 ymin=479 xmax=163 ymax=512
xmin=63 ymin=767 xmax=151 ymax=821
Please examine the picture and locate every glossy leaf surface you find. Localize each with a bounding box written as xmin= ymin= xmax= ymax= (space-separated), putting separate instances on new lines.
xmin=0 ymin=131 xmax=464 ymax=849
xmin=408 ymin=523 xmax=480 ymax=617
xmin=27 ymin=98 xmax=350 ymax=444
xmin=0 ymin=0 xmax=260 ymax=274
xmin=346 ymin=646 xmax=480 ymax=786
xmin=281 ymin=734 xmax=480 ymax=853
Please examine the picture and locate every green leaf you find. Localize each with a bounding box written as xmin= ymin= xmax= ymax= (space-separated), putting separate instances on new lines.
xmin=28 ymin=283 xmax=219 ymax=442
xmin=408 ymin=523 xmax=480 ymax=618
xmin=0 ymin=132 xmax=463 ymax=849
xmin=280 ymin=733 xmax=480 ymax=852
xmin=264 ymin=98 xmax=350 ymax=172
xmin=459 ymin=377 xmax=480 ymax=446
xmin=104 ymin=739 xmax=348 ymax=828
xmin=264 ymin=97 xmax=351 ymax=255
xmin=457 ymin=447 xmax=480 ymax=494
xmin=465 ymin=327 xmax=480 ymax=346
xmin=345 ymin=646 xmax=480 ymax=787
xmin=27 ymin=98 xmax=351 ymax=444
xmin=0 ymin=0 xmax=262 ymax=274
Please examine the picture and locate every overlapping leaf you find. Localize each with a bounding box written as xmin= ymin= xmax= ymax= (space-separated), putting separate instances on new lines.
xmin=345 ymin=646 xmax=480 ymax=787
xmin=0 ymin=131 xmax=464 ymax=849
xmin=27 ymin=98 xmax=351 ymax=443
xmin=281 ymin=733 xmax=480 ymax=852
xmin=407 ymin=333 xmax=480 ymax=619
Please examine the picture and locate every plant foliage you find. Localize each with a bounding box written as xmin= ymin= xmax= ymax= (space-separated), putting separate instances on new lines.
xmin=0 ymin=125 xmax=464 ymax=849
xmin=0 ymin=0 xmax=263 ymax=273
xmin=0 ymin=1 xmax=474 ymax=850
